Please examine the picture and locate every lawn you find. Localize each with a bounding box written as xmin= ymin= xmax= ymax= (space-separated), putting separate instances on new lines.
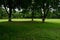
xmin=0 ymin=19 xmax=60 ymax=40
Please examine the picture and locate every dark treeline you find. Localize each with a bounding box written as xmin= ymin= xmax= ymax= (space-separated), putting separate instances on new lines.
xmin=0 ymin=0 xmax=60 ymax=22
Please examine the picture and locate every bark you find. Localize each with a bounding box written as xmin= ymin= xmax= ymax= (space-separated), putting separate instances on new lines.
xmin=42 ymin=10 xmax=45 ymax=23
xmin=42 ymin=8 xmax=49 ymax=23
xmin=4 ymin=7 xmax=9 ymax=15
xmin=8 ymin=8 xmax=12 ymax=22
xmin=4 ymin=0 xmax=9 ymax=15
xmin=8 ymin=0 xmax=12 ymax=22
xmin=32 ymin=10 xmax=34 ymax=21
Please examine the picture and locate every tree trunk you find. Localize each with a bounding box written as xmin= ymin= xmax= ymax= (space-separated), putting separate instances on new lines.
xmin=32 ymin=10 xmax=34 ymax=21
xmin=42 ymin=9 xmax=45 ymax=23
xmin=42 ymin=16 xmax=45 ymax=23
xmin=8 ymin=8 xmax=12 ymax=22
xmin=42 ymin=8 xmax=49 ymax=23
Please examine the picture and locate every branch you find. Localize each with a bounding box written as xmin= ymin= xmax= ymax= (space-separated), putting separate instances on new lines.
xmin=4 ymin=0 xmax=9 ymax=15
xmin=45 ymin=8 xmax=49 ymax=18
xmin=4 ymin=6 xmax=9 ymax=15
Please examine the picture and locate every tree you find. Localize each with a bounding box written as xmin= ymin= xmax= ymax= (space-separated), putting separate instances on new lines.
xmin=20 ymin=0 xmax=32 ymax=21
xmin=34 ymin=0 xmax=54 ymax=23
xmin=2 ymin=0 xmax=32 ymax=22
xmin=2 ymin=0 xmax=21 ymax=22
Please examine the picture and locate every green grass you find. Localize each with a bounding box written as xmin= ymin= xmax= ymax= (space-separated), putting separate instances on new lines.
xmin=0 ymin=19 xmax=60 ymax=40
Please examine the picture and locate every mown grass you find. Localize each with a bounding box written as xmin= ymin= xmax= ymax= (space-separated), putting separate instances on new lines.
xmin=0 ymin=19 xmax=60 ymax=40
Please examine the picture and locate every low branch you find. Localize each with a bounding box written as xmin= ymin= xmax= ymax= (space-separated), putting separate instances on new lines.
xmin=4 ymin=6 xmax=9 ymax=15
xmin=45 ymin=8 xmax=49 ymax=18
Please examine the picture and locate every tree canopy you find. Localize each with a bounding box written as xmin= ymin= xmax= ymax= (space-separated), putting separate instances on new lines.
xmin=0 ymin=0 xmax=60 ymax=22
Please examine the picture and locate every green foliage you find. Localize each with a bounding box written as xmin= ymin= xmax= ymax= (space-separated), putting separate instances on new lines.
xmin=0 ymin=0 xmax=60 ymax=22
xmin=0 ymin=7 xmax=8 ymax=19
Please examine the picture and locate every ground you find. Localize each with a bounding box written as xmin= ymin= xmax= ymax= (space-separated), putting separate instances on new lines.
xmin=0 ymin=19 xmax=60 ymax=40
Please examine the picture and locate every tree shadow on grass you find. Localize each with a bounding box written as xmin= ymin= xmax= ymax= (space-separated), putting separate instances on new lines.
xmin=0 ymin=21 xmax=60 ymax=40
